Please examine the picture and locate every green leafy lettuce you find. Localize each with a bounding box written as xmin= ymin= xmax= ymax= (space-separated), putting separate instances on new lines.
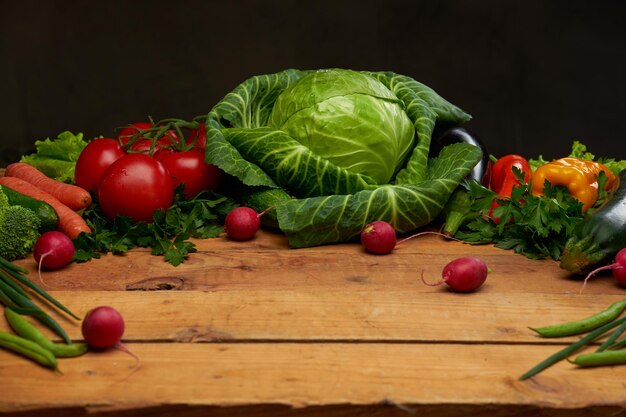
xmin=20 ymin=131 xmax=87 ymax=183
xmin=204 ymin=68 xmax=482 ymax=247
xmin=529 ymin=140 xmax=626 ymax=175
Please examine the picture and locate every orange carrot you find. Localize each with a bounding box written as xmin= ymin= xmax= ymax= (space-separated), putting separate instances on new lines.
xmin=5 ymin=162 xmax=91 ymax=211
xmin=0 ymin=176 xmax=91 ymax=239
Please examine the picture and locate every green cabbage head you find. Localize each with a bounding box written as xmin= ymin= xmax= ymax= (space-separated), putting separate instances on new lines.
xmin=268 ymin=69 xmax=415 ymax=184
xmin=204 ymin=68 xmax=482 ymax=248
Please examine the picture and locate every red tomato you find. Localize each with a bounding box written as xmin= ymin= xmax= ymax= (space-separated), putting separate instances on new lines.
xmin=126 ymin=138 xmax=175 ymax=158
xmin=157 ymin=149 xmax=222 ymax=199
xmin=187 ymin=123 xmax=207 ymax=148
xmin=98 ymin=154 xmax=174 ymax=223
xmin=75 ymin=138 xmax=126 ymax=193
xmin=117 ymin=122 xmax=153 ymax=140
xmin=117 ymin=121 xmax=179 ymax=156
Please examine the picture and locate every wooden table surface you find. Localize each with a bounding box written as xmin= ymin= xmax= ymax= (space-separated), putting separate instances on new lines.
xmin=1 ymin=170 xmax=626 ymax=416
xmin=0 ymin=158 xmax=626 ymax=417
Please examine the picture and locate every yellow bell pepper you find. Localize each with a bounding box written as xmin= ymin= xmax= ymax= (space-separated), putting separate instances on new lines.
xmin=531 ymin=157 xmax=618 ymax=213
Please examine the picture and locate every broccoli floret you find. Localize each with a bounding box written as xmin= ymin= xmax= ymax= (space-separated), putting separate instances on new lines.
xmin=0 ymin=187 xmax=41 ymax=260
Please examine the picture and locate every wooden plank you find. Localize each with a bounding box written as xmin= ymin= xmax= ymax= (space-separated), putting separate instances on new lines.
xmin=2 ymin=290 xmax=624 ymax=344
xmin=1 ymin=342 xmax=626 ymax=415
xmin=11 ymin=232 xmax=620 ymax=294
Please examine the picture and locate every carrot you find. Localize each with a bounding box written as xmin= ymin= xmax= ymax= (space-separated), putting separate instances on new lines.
xmin=0 ymin=176 xmax=91 ymax=239
xmin=5 ymin=162 xmax=91 ymax=211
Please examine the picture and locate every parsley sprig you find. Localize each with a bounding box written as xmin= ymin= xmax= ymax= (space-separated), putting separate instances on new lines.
xmin=456 ymin=169 xmax=587 ymax=260
xmin=73 ymin=189 xmax=237 ymax=266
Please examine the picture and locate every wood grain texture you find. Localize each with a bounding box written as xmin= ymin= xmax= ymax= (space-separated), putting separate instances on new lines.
xmin=1 ymin=290 xmax=624 ymax=345
xmin=1 ymin=343 xmax=626 ymax=416
xmin=10 ymin=232 xmax=621 ymax=294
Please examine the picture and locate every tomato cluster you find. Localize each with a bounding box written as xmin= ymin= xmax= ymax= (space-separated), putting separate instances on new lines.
xmin=75 ymin=122 xmax=222 ymax=223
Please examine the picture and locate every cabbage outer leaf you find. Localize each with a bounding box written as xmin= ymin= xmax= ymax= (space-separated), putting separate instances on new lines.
xmin=276 ymin=142 xmax=481 ymax=247
xmin=222 ymin=127 xmax=378 ymax=198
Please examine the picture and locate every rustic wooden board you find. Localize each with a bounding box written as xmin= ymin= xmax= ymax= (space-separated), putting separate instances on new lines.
xmin=1 ymin=290 xmax=624 ymax=344
xmin=2 ymin=343 xmax=626 ymax=415
xmin=10 ymin=233 xmax=621 ymax=294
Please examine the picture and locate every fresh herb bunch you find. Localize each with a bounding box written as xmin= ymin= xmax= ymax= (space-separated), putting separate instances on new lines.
xmin=73 ymin=188 xmax=237 ymax=266
xmin=456 ymin=168 xmax=589 ymax=260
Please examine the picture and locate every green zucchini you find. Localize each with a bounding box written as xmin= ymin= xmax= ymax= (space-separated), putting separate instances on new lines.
xmin=1 ymin=186 xmax=59 ymax=232
xmin=560 ymin=169 xmax=626 ymax=274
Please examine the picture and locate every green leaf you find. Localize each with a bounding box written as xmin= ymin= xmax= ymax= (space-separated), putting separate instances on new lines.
xmin=277 ymin=143 xmax=482 ymax=247
xmin=73 ymin=192 xmax=233 ymax=266
xmin=19 ymin=131 xmax=87 ymax=183
xmin=455 ymin=174 xmax=586 ymax=260
xmin=205 ymin=70 xmax=305 ymax=188
xmin=222 ymin=127 xmax=377 ymax=197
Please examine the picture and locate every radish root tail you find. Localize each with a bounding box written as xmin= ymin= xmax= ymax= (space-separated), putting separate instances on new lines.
xmin=257 ymin=205 xmax=275 ymax=218
xmin=420 ymin=270 xmax=444 ymax=287
xmin=115 ymin=341 xmax=142 ymax=373
xmin=579 ymin=262 xmax=618 ymax=294
xmin=37 ymin=252 xmax=50 ymax=288
xmin=397 ymin=231 xmax=463 ymax=246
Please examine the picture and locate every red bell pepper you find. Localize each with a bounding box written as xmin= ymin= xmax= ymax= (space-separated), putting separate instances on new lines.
xmin=490 ymin=154 xmax=532 ymax=195
xmin=487 ymin=154 xmax=532 ymax=222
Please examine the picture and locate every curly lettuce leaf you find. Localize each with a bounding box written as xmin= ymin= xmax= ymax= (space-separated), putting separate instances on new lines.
xmin=529 ymin=140 xmax=626 ymax=176
xmin=20 ymin=131 xmax=87 ymax=183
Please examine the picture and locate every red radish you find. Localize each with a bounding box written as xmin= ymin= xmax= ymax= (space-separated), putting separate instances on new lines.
xmin=580 ymin=247 xmax=626 ymax=292
xmin=82 ymin=306 xmax=140 ymax=370
xmin=360 ymin=220 xmax=464 ymax=255
xmin=33 ymin=231 xmax=75 ymax=270
xmin=224 ymin=206 xmax=271 ymax=241
xmin=82 ymin=306 xmax=125 ymax=348
xmin=361 ymin=221 xmax=397 ymax=254
xmin=422 ymin=256 xmax=489 ymax=293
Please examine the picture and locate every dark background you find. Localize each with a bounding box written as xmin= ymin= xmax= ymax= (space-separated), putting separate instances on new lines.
xmin=1 ymin=0 xmax=624 ymax=166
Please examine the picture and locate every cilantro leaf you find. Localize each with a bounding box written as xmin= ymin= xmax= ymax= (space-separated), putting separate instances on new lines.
xmin=455 ymin=175 xmax=585 ymax=261
xmin=72 ymin=191 xmax=236 ymax=266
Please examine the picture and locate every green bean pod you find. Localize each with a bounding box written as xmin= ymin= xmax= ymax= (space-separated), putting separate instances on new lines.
xmin=529 ymin=299 xmax=626 ymax=338
xmin=4 ymin=307 xmax=88 ymax=358
xmin=520 ymin=316 xmax=626 ymax=380
xmin=0 ymin=331 xmax=58 ymax=369
xmin=572 ymin=349 xmax=626 ymax=368
xmin=0 ymin=279 xmax=71 ymax=344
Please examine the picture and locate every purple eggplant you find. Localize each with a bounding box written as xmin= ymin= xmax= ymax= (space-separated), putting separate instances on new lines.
xmin=431 ymin=127 xmax=489 ymax=184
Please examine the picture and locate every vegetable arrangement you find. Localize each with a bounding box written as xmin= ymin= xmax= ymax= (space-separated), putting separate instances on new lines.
xmin=64 ymin=124 xmax=232 ymax=266
xmin=1 ymin=69 xmax=625 ymax=282
xmin=447 ymin=141 xmax=626 ymax=272
xmin=2 ymin=66 xmax=626 ymax=380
